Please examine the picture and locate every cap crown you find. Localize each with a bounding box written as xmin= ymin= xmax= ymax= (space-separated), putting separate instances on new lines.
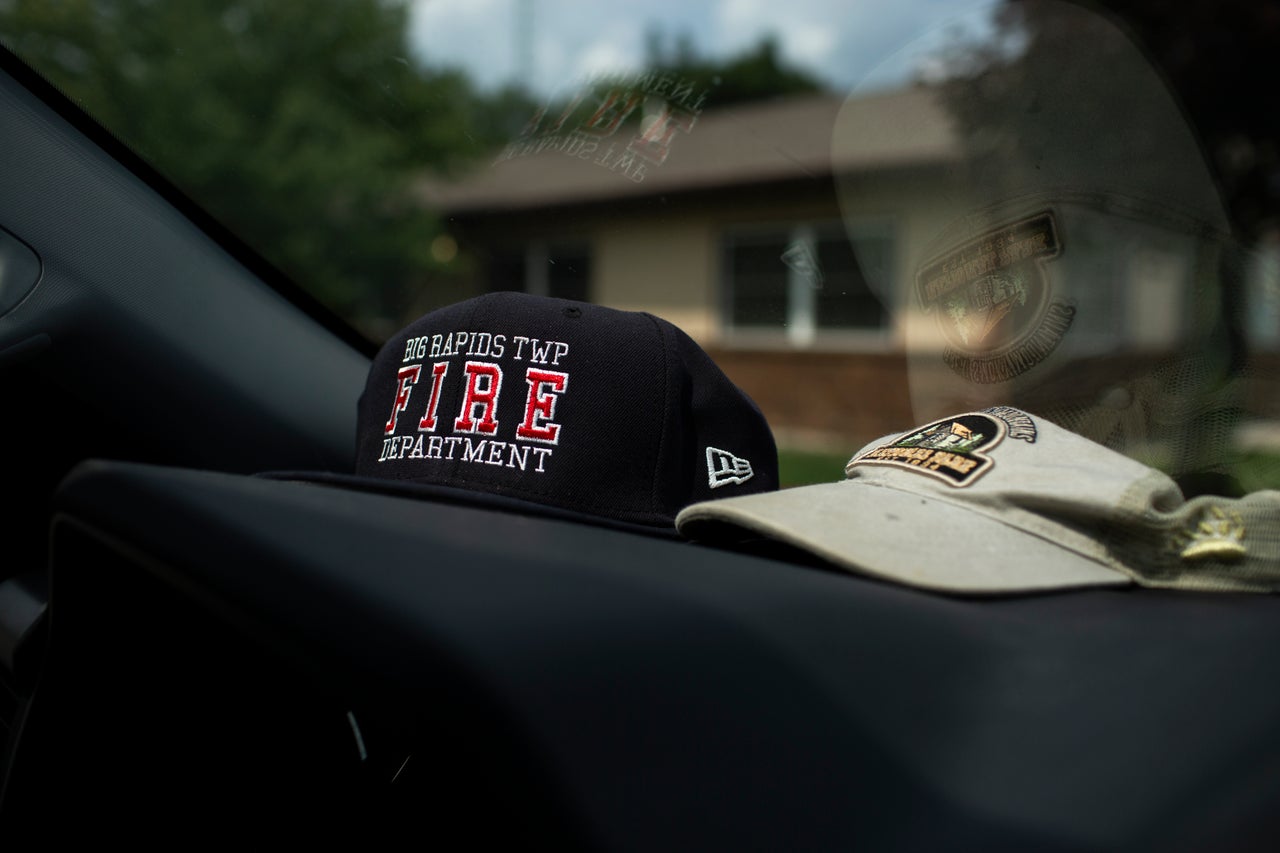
xmin=357 ymin=292 xmax=778 ymax=527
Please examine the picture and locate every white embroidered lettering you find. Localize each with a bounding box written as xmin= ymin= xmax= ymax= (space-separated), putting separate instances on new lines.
xmin=486 ymin=440 xmax=507 ymax=465
xmin=530 ymin=338 xmax=553 ymax=363
xmin=462 ymin=438 xmax=488 ymax=463
xmin=706 ymin=447 xmax=754 ymax=488
xmin=507 ymin=443 xmax=529 ymax=471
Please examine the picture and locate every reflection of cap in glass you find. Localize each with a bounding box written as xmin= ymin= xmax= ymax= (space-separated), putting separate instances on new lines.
xmin=833 ymin=0 xmax=1245 ymax=490
xmin=678 ymin=407 xmax=1280 ymax=595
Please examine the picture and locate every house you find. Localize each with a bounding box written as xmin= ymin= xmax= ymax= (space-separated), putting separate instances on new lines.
xmin=421 ymin=79 xmax=1280 ymax=472
xmin=420 ymin=83 xmax=970 ymax=451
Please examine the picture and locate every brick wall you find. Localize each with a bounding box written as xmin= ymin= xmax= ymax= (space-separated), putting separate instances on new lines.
xmin=706 ymin=349 xmax=914 ymax=451
xmin=710 ymin=347 xmax=1280 ymax=454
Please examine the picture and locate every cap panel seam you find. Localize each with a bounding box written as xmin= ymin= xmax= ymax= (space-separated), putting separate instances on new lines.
xmin=643 ymin=311 xmax=676 ymax=518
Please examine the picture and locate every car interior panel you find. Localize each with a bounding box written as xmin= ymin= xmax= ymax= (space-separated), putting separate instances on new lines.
xmin=0 ymin=1 xmax=1277 ymax=848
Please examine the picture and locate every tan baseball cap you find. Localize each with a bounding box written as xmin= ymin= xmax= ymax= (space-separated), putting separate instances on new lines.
xmin=676 ymin=407 xmax=1280 ymax=595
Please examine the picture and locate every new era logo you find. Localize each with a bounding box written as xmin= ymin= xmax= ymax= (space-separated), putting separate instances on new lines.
xmin=706 ymin=447 xmax=754 ymax=489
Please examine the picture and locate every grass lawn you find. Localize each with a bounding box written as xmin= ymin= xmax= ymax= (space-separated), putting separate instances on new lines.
xmin=778 ymin=447 xmax=850 ymax=489
xmin=1228 ymin=450 xmax=1280 ymax=494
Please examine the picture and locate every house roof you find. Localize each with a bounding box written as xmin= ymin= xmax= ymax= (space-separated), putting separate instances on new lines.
xmin=421 ymin=85 xmax=962 ymax=214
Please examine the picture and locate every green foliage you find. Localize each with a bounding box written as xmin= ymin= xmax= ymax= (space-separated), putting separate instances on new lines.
xmin=778 ymin=447 xmax=848 ymax=489
xmin=515 ymin=29 xmax=830 ymax=181
xmin=1226 ymin=450 xmax=1280 ymax=494
xmin=642 ymin=29 xmax=828 ymax=109
xmin=0 ymin=0 xmax=534 ymax=339
xmin=0 ymin=3 xmax=826 ymax=340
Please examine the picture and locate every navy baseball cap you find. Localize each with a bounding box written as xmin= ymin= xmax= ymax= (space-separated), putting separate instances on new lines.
xmin=266 ymin=292 xmax=779 ymax=535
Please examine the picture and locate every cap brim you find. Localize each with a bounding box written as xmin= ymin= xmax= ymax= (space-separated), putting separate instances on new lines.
xmin=676 ymin=480 xmax=1132 ymax=595
xmin=257 ymin=470 xmax=683 ymax=539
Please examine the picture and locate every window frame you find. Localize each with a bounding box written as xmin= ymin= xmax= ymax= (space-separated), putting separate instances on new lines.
xmin=718 ymin=216 xmax=896 ymax=350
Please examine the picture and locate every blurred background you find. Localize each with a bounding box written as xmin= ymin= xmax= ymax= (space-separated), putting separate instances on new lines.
xmin=3 ymin=0 xmax=1277 ymax=488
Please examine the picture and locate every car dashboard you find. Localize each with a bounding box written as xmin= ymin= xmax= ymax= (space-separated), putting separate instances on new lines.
xmin=1 ymin=459 xmax=1277 ymax=848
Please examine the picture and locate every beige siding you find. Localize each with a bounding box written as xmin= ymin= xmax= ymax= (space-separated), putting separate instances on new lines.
xmin=593 ymin=214 xmax=717 ymax=339
xmin=835 ymin=168 xmax=969 ymax=352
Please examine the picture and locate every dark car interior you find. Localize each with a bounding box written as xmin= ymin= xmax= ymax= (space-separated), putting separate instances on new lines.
xmin=2 ymin=9 xmax=1280 ymax=851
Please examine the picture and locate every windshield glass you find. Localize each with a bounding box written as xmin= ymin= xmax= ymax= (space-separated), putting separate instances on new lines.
xmin=2 ymin=0 xmax=1277 ymax=493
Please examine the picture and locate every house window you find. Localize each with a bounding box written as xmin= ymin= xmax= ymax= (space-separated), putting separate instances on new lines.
xmin=722 ymin=221 xmax=891 ymax=345
xmin=488 ymin=241 xmax=591 ymax=303
xmin=1247 ymin=240 xmax=1280 ymax=349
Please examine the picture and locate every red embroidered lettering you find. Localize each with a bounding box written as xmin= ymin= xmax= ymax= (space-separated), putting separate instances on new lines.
xmin=454 ymin=361 xmax=503 ymax=435
xmin=517 ymin=368 xmax=568 ymax=444
xmin=417 ymin=362 xmax=449 ymax=432
xmin=385 ymin=365 xmax=422 ymax=435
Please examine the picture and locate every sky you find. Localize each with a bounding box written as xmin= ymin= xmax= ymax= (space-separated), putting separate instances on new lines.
xmin=407 ymin=0 xmax=1000 ymax=99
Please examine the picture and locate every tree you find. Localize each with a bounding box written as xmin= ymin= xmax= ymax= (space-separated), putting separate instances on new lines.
xmin=925 ymin=0 xmax=1265 ymax=493
xmin=1088 ymin=0 xmax=1280 ymax=244
xmin=934 ymin=0 xmax=1280 ymax=244
xmin=642 ymin=29 xmax=828 ymax=108
xmin=0 ymin=0 xmax=531 ymax=339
